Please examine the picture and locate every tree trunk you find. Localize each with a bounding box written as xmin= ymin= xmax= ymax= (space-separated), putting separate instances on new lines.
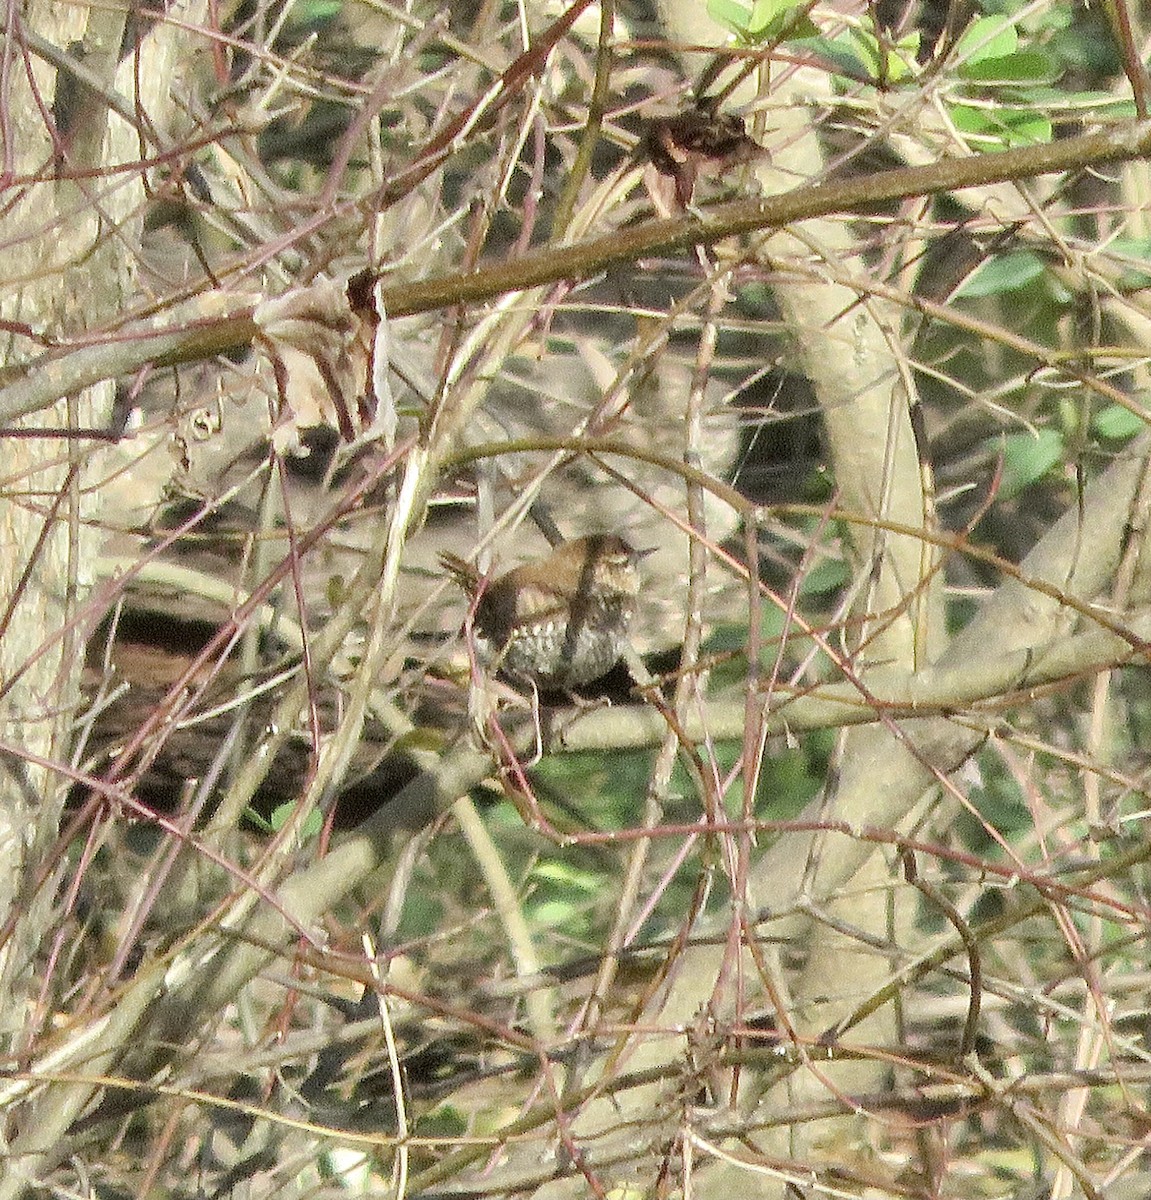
xmin=0 ymin=3 xmax=197 ymax=1188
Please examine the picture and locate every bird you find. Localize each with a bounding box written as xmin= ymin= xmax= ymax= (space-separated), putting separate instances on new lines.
xmin=440 ymin=535 xmax=646 ymax=690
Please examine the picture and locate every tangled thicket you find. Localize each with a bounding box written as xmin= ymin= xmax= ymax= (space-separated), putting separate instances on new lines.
xmin=2 ymin=0 xmax=1151 ymax=1197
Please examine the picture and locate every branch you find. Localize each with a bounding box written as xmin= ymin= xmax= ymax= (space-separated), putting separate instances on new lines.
xmin=3 ymin=124 xmax=1151 ymax=422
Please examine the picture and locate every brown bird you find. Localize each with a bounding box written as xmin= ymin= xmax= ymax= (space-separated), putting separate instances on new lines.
xmin=441 ymin=535 xmax=646 ymax=690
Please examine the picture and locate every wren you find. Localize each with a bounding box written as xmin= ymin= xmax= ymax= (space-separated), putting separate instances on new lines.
xmin=441 ymin=535 xmax=645 ymax=690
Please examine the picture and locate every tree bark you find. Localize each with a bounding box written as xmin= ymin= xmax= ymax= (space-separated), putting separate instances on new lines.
xmin=0 ymin=3 xmax=199 ymax=1190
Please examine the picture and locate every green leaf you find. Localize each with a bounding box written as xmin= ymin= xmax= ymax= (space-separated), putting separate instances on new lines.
xmin=748 ymin=0 xmax=791 ymax=35
xmin=707 ymin=0 xmax=818 ymax=42
xmin=846 ymin=26 xmax=919 ymax=83
xmin=244 ymin=808 xmax=273 ymax=832
xmin=798 ymin=557 xmax=850 ymax=597
xmin=793 ymin=33 xmax=871 ymax=79
xmin=960 ymin=50 xmax=1060 ymax=84
xmin=748 ymin=0 xmax=819 ymax=40
xmin=1093 ymin=404 xmax=1147 ymax=441
xmin=291 ymin=0 xmax=341 ymax=21
xmin=795 ymin=25 xmax=917 ymax=83
xmin=785 ymin=13 xmax=820 ymax=39
xmin=268 ymin=800 xmax=324 ymax=839
xmin=999 ymin=428 xmax=1064 ymax=498
xmin=244 ymin=801 xmax=323 ymax=840
xmin=531 ymin=861 xmax=600 ymax=892
xmin=949 ymin=103 xmax=1052 ymax=148
xmin=707 ymin=0 xmax=751 ymax=35
xmin=955 ymin=16 xmax=1018 ymax=65
xmin=957 ymin=250 xmax=1046 ymax=299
